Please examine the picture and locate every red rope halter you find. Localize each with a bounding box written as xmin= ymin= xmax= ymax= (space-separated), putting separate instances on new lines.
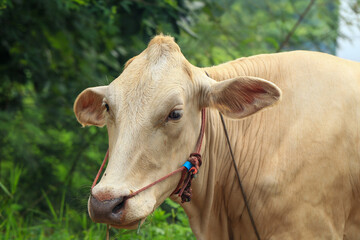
xmin=91 ymin=108 xmax=206 ymax=203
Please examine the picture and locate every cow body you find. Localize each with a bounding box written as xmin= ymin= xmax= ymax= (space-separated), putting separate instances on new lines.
xmin=74 ymin=36 xmax=360 ymax=239
xmin=180 ymin=51 xmax=360 ymax=239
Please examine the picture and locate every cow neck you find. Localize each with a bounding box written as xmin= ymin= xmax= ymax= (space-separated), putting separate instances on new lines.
xmin=91 ymin=108 xmax=206 ymax=203
xmin=202 ymin=70 xmax=260 ymax=239
xmin=219 ymin=112 xmax=260 ymax=240
xmin=180 ymin=110 xmax=261 ymax=240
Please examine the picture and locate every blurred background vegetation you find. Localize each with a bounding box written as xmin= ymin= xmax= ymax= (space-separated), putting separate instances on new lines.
xmin=0 ymin=0 xmax=358 ymax=239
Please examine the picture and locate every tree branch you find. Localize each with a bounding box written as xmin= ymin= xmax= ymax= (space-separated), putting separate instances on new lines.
xmin=277 ymin=0 xmax=316 ymax=52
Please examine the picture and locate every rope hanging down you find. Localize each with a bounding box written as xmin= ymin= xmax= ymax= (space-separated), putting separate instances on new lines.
xmin=219 ymin=112 xmax=261 ymax=240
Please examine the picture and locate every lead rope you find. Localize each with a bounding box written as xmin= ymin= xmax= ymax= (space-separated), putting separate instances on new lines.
xmin=219 ymin=112 xmax=261 ymax=240
xmin=106 ymin=224 xmax=110 ymax=240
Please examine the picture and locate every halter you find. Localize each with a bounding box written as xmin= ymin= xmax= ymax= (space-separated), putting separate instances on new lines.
xmin=91 ymin=108 xmax=206 ymax=203
xmin=91 ymin=103 xmax=260 ymax=239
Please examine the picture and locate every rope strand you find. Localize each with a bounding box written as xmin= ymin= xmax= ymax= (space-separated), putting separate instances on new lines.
xmin=219 ymin=112 xmax=261 ymax=240
xmin=91 ymin=109 xmax=206 ymax=203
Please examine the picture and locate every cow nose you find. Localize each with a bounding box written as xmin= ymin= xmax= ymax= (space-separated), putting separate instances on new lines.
xmin=89 ymin=194 xmax=126 ymax=224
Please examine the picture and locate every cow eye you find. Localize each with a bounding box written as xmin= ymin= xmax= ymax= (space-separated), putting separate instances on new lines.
xmin=167 ymin=109 xmax=183 ymax=121
xmin=104 ymin=103 xmax=110 ymax=112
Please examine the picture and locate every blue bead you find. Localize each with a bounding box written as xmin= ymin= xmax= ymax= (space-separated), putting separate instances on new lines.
xmin=182 ymin=161 xmax=193 ymax=171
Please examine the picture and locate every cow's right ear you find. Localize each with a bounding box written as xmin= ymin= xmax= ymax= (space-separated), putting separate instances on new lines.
xmin=73 ymin=86 xmax=108 ymax=127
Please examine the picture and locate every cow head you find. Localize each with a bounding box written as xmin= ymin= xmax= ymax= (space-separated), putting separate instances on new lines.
xmin=73 ymin=35 xmax=281 ymax=229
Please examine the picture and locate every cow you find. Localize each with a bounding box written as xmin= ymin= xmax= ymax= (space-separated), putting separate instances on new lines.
xmin=73 ymin=35 xmax=360 ymax=239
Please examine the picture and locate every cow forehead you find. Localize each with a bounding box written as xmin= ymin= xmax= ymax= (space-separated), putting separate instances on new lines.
xmin=109 ymin=61 xmax=188 ymax=109
xmin=107 ymin=37 xmax=193 ymax=119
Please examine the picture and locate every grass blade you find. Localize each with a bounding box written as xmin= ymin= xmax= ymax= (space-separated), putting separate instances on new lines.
xmin=41 ymin=190 xmax=58 ymax=222
xmin=0 ymin=181 xmax=13 ymax=198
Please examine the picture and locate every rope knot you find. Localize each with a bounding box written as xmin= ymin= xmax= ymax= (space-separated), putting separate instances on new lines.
xmin=177 ymin=153 xmax=202 ymax=203
xmin=188 ymin=153 xmax=202 ymax=174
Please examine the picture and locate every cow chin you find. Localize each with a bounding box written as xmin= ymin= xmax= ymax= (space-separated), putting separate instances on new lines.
xmin=110 ymin=218 xmax=146 ymax=230
xmin=121 ymin=196 xmax=156 ymax=226
xmin=87 ymin=194 xmax=156 ymax=229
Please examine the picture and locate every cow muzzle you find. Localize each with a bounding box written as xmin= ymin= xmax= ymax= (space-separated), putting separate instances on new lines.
xmin=88 ymin=194 xmax=126 ymax=225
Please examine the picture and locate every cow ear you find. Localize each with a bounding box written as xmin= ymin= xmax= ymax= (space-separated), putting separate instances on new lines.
xmin=205 ymin=76 xmax=281 ymax=119
xmin=73 ymin=86 xmax=108 ymax=127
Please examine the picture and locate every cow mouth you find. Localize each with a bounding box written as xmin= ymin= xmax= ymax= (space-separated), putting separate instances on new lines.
xmin=110 ymin=218 xmax=144 ymax=229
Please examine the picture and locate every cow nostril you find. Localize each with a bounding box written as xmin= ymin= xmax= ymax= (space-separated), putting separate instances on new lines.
xmin=112 ymin=197 xmax=126 ymax=214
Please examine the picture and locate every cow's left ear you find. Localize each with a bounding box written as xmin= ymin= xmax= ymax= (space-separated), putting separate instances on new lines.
xmin=203 ymin=76 xmax=281 ymax=119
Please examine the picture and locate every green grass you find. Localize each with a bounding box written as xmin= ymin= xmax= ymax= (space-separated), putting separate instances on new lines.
xmin=0 ymin=167 xmax=195 ymax=240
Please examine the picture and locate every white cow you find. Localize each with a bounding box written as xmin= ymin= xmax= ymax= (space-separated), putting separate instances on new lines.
xmin=74 ymin=35 xmax=360 ymax=239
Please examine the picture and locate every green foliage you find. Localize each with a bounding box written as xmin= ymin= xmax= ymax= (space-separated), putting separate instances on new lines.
xmin=1 ymin=181 xmax=193 ymax=239
xmin=0 ymin=0 xmax=343 ymax=239
xmin=179 ymin=0 xmax=339 ymax=66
